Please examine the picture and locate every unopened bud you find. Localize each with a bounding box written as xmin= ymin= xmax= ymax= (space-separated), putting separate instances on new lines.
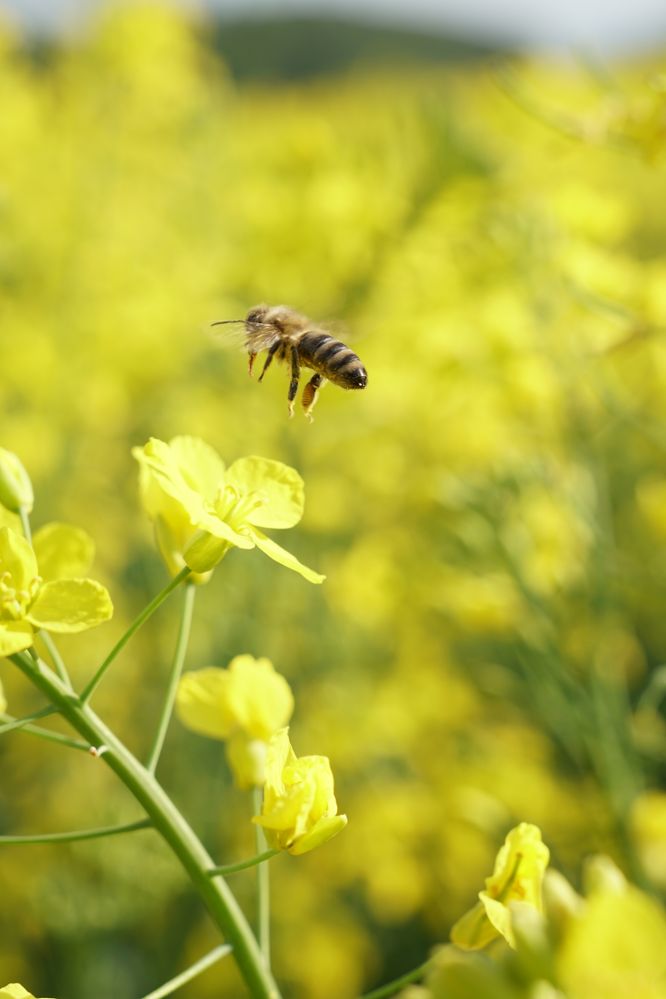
xmin=0 ymin=448 xmax=33 ymax=513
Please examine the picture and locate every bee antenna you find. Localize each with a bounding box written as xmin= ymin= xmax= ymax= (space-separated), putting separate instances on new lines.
xmin=211 ymin=319 xmax=245 ymax=326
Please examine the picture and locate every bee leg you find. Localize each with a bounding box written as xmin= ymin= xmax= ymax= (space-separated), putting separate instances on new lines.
xmin=288 ymin=345 xmax=300 ymax=418
xmin=302 ymin=374 xmax=324 ymax=422
xmin=248 ymin=351 xmax=257 ymax=377
xmin=258 ymin=342 xmax=280 ymax=382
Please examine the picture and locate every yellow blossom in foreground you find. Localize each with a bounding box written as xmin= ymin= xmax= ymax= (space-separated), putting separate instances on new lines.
xmin=253 ymin=728 xmax=347 ymax=855
xmin=450 ymin=823 xmax=550 ymax=950
xmin=132 ymin=436 xmax=324 ymax=583
xmin=558 ymin=856 xmax=666 ymax=999
xmin=176 ymin=655 xmax=294 ymax=787
xmin=0 ymin=525 xmax=113 ymax=656
xmin=0 ymin=987 xmax=54 ymax=999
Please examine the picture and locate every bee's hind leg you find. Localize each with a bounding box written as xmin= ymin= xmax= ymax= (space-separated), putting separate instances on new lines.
xmin=302 ymin=374 xmax=324 ymax=422
xmin=287 ymin=346 xmax=301 ymax=418
xmin=248 ymin=351 xmax=257 ymax=376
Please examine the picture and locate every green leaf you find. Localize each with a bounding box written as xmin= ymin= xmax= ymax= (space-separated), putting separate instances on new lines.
xmin=27 ymin=579 xmax=113 ymax=633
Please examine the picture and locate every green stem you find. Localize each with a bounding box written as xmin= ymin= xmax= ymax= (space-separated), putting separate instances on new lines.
xmin=0 ymin=818 xmax=152 ymax=845
xmin=0 ymin=710 xmax=90 ymax=751
xmin=359 ymin=960 xmax=431 ymax=999
xmin=208 ymin=849 xmax=279 ymax=877
xmin=253 ymin=786 xmax=271 ymax=968
xmin=139 ymin=944 xmax=232 ymax=999
xmin=80 ymin=566 xmax=191 ymax=704
xmin=39 ymin=629 xmax=72 ymax=687
xmin=11 ymin=651 xmax=281 ymax=999
xmin=0 ymin=705 xmax=56 ymax=734
xmin=18 ymin=505 xmax=32 ymax=543
xmin=146 ymin=582 xmax=195 ymax=774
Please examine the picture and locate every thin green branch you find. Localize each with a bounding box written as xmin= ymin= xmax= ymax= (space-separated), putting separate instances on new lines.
xmin=208 ymin=848 xmax=279 ymax=877
xmin=0 ymin=705 xmax=57 ymax=734
xmin=139 ymin=944 xmax=232 ymax=999
xmin=38 ymin=629 xmax=72 ymax=687
xmin=0 ymin=710 xmax=90 ymax=751
xmin=0 ymin=818 xmax=152 ymax=845
xmin=359 ymin=960 xmax=431 ymax=999
xmin=80 ymin=566 xmax=191 ymax=704
xmin=253 ymin=785 xmax=271 ymax=967
xmin=146 ymin=582 xmax=196 ymax=774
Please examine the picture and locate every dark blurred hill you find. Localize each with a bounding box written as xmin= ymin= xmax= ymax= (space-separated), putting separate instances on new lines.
xmin=210 ymin=15 xmax=500 ymax=81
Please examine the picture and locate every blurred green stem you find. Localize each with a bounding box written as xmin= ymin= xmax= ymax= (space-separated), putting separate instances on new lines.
xmin=0 ymin=818 xmax=152 ymax=845
xmin=253 ymin=786 xmax=271 ymax=967
xmin=80 ymin=566 xmax=191 ymax=704
xmin=208 ymin=848 xmax=279 ymax=877
xmin=359 ymin=960 xmax=431 ymax=998
xmin=140 ymin=944 xmax=232 ymax=999
xmin=11 ymin=649 xmax=282 ymax=999
xmin=0 ymin=709 xmax=90 ymax=751
xmin=146 ymin=581 xmax=195 ymax=774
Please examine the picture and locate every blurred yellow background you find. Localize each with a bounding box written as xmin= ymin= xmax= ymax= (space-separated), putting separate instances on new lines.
xmin=0 ymin=4 xmax=665 ymax=997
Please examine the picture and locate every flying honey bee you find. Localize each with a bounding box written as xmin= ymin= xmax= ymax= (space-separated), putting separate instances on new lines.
xmin=212 ymin=304 xmax=368 ymax=420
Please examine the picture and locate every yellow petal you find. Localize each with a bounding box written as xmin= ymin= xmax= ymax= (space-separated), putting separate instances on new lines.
xmin=176 ymin=667 xmax=237 ymax=739
xmin=32 ymin=522 xmax=95 ymax=581
xmin=27 ymin=579 xmax=113 ymax=632
xmin=225 ymin=457 xmax=305 ymax=529
xmin=250 ymin=529 xmax=325 ymax=584
xmin=0 ymin=621 xmax=33 ymax=656
xmin=450 ymin=900 xmax=502 ymax=951
xmin=0 ymin=526 xmax=37 ymax=590
xmin=288 ymin=813 xmax=348 ymax=855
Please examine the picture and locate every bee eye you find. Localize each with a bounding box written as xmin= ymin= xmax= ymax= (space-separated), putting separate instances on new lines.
xmin=246 ymin=309 xmax=263 ymax=324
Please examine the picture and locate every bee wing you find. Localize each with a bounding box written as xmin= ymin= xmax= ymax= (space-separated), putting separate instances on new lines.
xmin=209 ymin=320 xmax=280 ymax=354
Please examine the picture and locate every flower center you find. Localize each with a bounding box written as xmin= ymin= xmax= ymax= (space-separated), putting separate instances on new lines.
xmin=213 ymin=485 xmax=268 ymax=530
xmin=0 ymin=570 xmax=41 ymax=620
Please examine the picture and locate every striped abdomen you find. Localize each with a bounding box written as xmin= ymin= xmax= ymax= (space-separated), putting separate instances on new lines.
xmin=298 ymin=331 xmax=367 ymax=390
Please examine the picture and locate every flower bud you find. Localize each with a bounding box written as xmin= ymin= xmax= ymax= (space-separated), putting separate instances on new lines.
xmin=0 ymin=449 xmax=33 ymax=513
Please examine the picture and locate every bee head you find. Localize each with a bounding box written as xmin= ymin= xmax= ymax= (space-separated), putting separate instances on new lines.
xmin=246 ymin=305 xmax=269 ymax=326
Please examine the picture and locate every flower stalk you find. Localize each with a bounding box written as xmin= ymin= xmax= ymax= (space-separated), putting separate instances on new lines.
xmin=10 ymin=649 xmax=282 ymax=999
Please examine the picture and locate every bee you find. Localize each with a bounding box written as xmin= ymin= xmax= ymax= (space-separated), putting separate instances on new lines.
xmin=212 ymin=304 xmax=367 ymax=420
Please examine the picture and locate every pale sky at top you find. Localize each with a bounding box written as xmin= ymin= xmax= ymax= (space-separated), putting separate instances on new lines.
xmin=2 ymin=0 xmax=666 ymax=52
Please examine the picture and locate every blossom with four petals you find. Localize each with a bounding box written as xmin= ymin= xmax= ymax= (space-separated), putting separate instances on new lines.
xmin=0 ymin=524 xmax=113 ymax=657
xmin=132 ymin=436 xmax=324 ymax=583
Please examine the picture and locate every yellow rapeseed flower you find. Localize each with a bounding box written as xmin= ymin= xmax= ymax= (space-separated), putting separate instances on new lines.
xmin=132 ymin=436 xmax=324 ymax=583
xmin=176 ymin=655 xmax=294 ymax=788
xmin=0 ymin=525 xmax=113 ymax=656
xmin=253 ymin=727 xmax=347 ymax=855
xmin=450 ymin=823 xmax=550 ymax=950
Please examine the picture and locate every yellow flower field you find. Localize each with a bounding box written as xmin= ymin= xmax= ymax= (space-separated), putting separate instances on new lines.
xmin=0 ymin=4 xmax=665 ymax=997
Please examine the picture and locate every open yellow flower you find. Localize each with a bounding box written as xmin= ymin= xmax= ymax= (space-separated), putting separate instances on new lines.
xmin=0 ymin=524 xmax=113 ymax=657
xmin=253 ymin=727 xmax=347 ymax=855
xmin=132 ymin=436 xmax=324 ymax=583
xmin=451 ymin=823 xmax=550 ymax=950
xmin=176 ymin=655 xmax=294 ymax=787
